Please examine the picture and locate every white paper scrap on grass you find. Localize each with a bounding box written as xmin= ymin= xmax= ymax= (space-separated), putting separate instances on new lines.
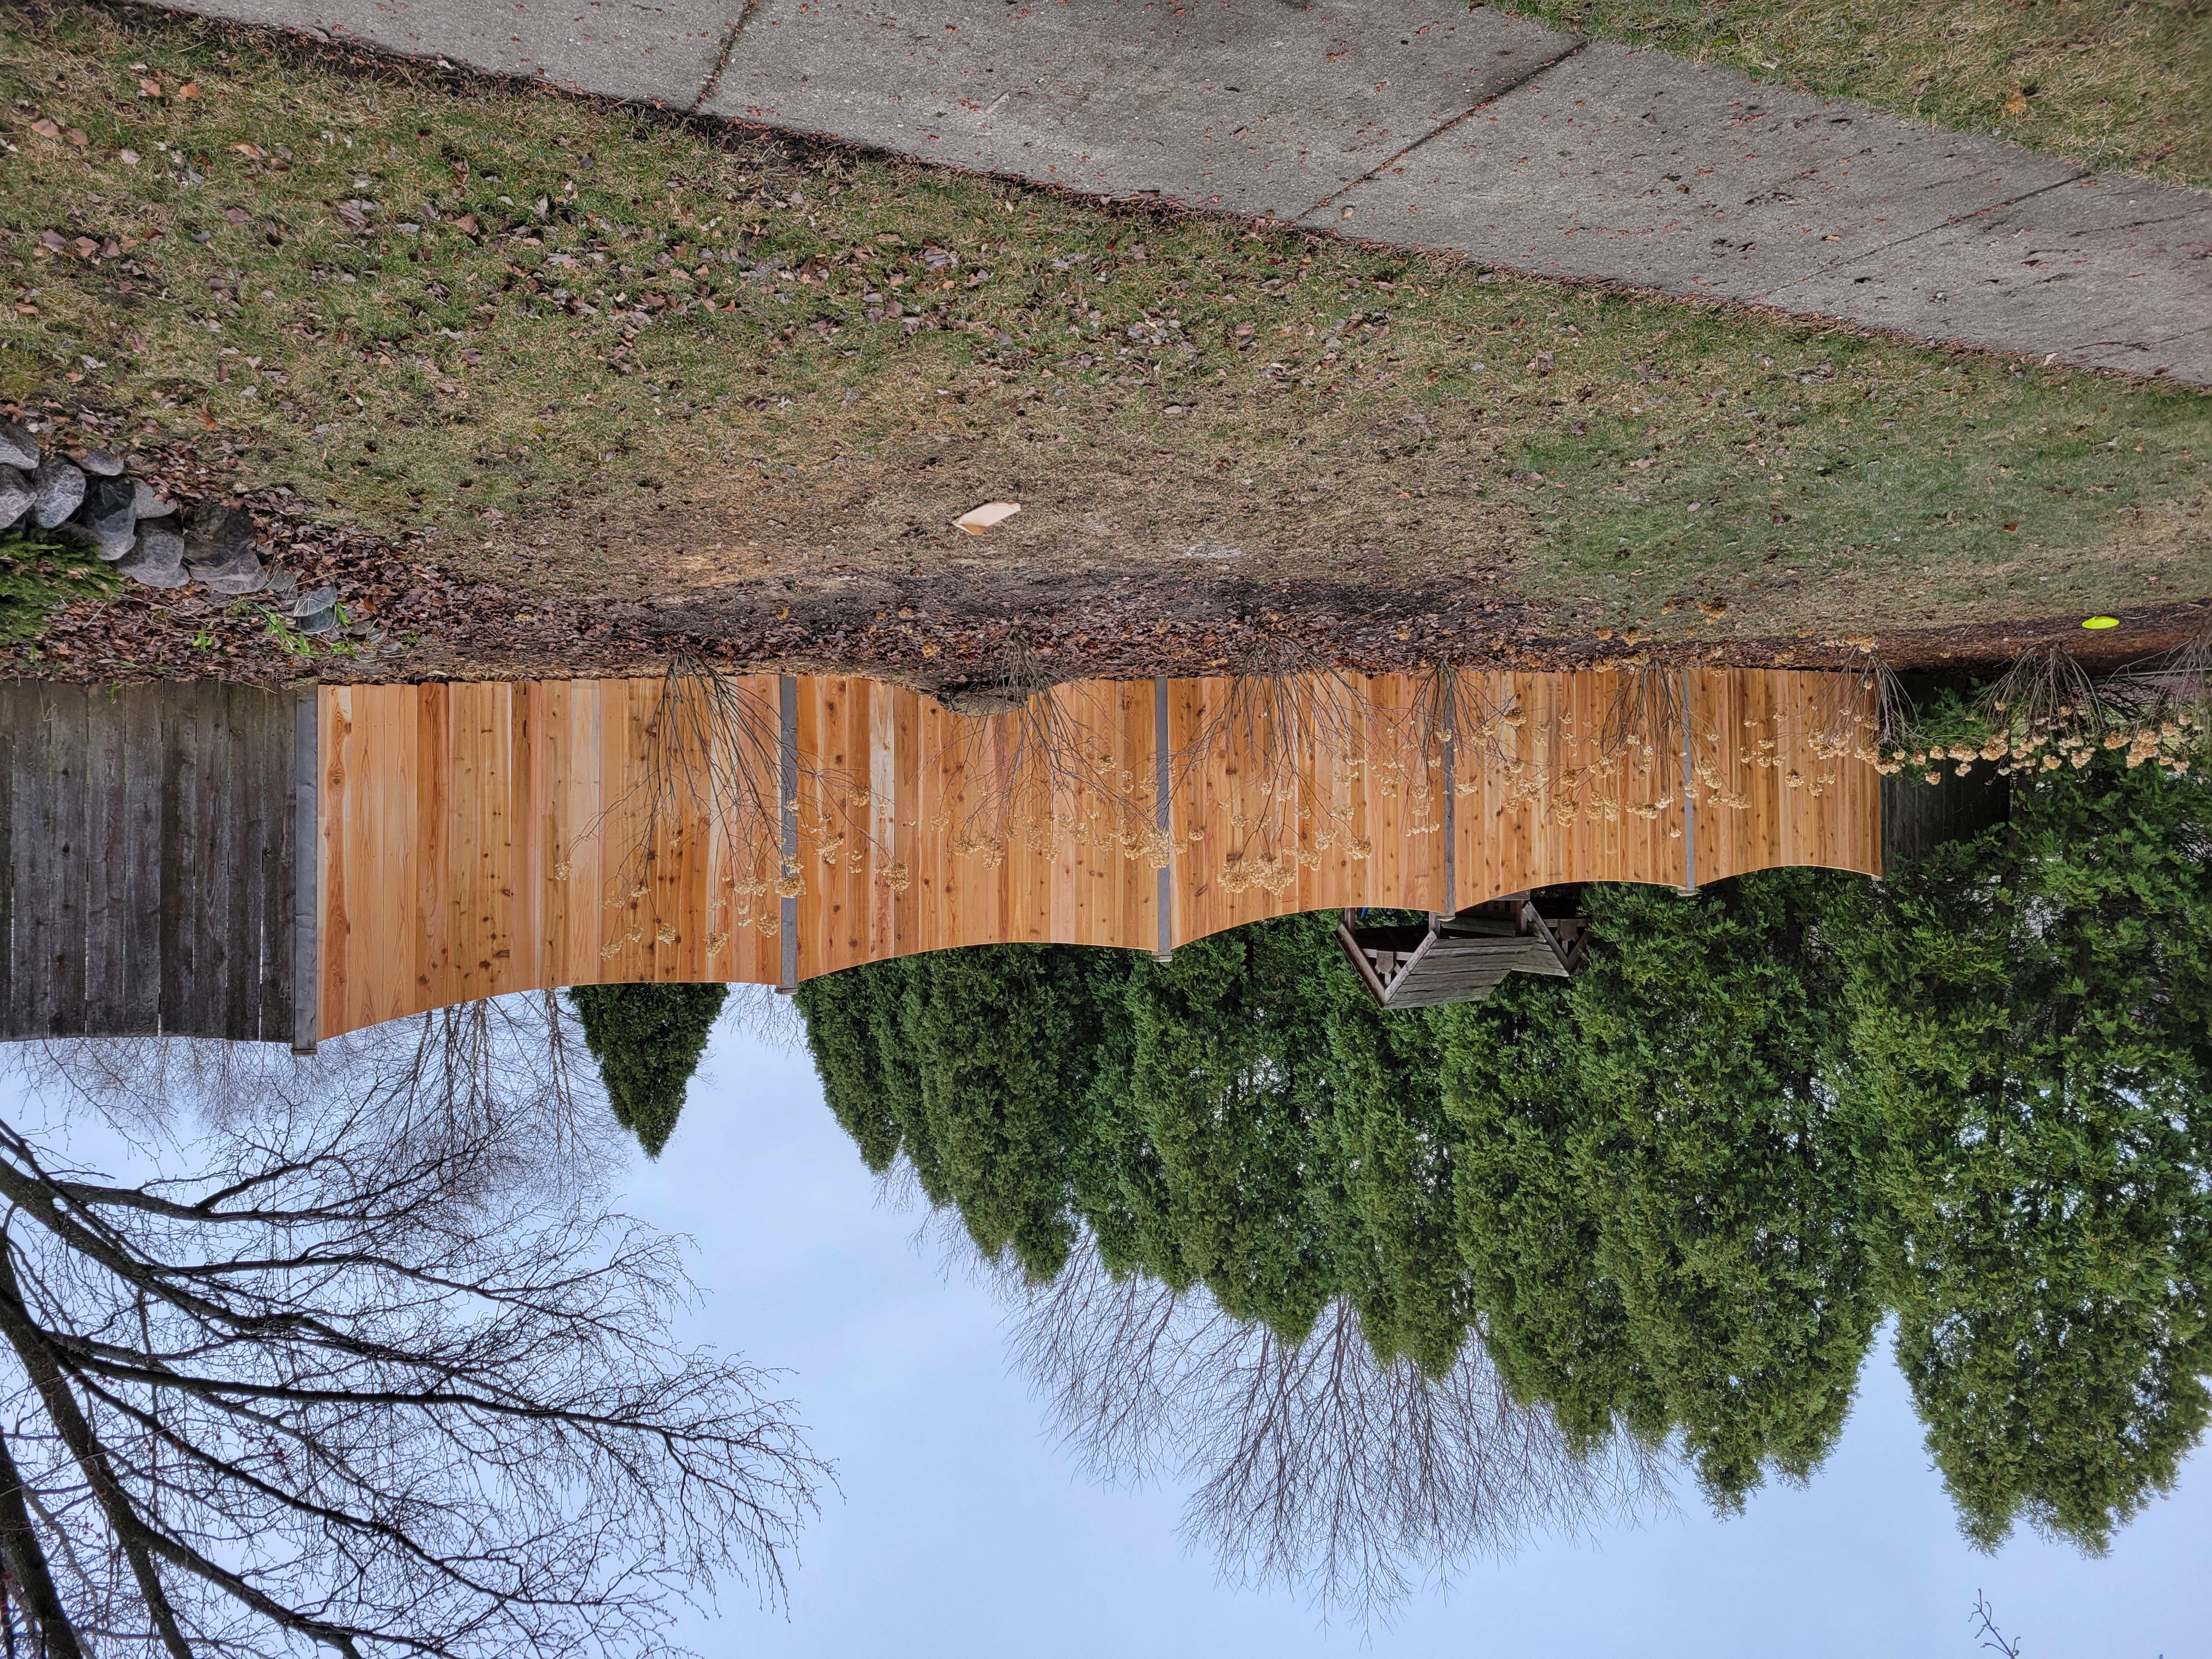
xmin=954 ymin=501 xmax=1022 ymax=534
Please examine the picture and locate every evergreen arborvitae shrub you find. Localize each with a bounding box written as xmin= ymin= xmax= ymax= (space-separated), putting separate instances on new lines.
xmin=568 ymin=983 xmax=730 ymax=1157
xmin=783 ymin=759 xmax=2212 ymax=1555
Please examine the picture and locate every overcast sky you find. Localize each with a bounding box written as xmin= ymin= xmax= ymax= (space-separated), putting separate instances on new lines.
xmin=7 ymin=1022 xmax=2202 ymax=1659
xmin=632 ymin=1024 xmax=2208 ymax=1659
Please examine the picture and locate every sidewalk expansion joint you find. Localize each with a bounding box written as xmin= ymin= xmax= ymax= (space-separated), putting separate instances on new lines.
xmin=689 ymin=0 xmax=760 ymax=115
xmin=1301 ymin=36 xmax=1589 ymax=221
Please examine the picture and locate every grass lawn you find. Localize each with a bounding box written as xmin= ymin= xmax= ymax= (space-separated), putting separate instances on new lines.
xmin=2 ymin=1 xmax=2207 ymax=662
xmin=1493 ymin=0 xmax=2212 ymax=189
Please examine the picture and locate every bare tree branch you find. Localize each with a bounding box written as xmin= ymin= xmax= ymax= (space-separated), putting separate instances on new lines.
xmin=0 ymin=1425 xmax=88 ymax=1659
xmin=0 ymin=1000 xmax=830 ymax=1657
xmin=1001 ymin=1232 xmax=1672 ymax=1624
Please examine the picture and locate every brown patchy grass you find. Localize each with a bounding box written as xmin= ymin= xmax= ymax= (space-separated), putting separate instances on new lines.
xmin=1 ymin=0 xmax=2208 ymax=661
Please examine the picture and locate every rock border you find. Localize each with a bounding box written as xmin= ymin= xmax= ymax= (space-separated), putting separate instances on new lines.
xmin=1 ymin=411 xmax=342 ymax=629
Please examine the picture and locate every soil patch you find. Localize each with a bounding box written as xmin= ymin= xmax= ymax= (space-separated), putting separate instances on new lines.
xmin=6 ymin=450 xmax=2203 ymax=689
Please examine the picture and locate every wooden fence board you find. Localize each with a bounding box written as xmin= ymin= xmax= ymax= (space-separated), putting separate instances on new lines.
xmin=81 ymin=694 xmax=129 ymax=1036
xmin=154 ymin=685 xmax=204 ymax=1039
xmin=222 ymin=691 xmax=267 ymax=1040
xmin=260 ymin=691 xmax=298 ymax=1038
xmin=14 ymin=688 xmax=76 ymax=1036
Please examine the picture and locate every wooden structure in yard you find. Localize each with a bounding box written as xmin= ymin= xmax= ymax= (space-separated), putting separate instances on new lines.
xmin=1338 ymin=897 xmax=1590 ymax=1010
xmin=1881 ymin=771 xmax=2009 ymax=874
xmin=0 ymin=681 xmax=314 ymax=1047
xmin=2 ymin=668 xmax=1886 ymax=1046
xmin=311 ymin=667 xmax=1884 ymax=1041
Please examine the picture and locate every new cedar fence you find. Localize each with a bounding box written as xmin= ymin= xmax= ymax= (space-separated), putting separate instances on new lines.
xmin=311 ymin=668 xmax=1886 ymax=1041
xmin=2 ymin=669 xmax=1897 ymax=1045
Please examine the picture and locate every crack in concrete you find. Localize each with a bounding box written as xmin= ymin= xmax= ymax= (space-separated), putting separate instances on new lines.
xmin=1299 ymin=37 xmax=1589 ymax=220
xmin=1754 ymin=169 xmax=2091 ymax=301
xmin=689 ymin=0 xmax=761 ymax=115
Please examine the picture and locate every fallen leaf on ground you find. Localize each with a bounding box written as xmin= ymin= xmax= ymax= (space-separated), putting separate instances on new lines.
xmin=2004 ymin=89 xmax=2030 ymax=115
xmin=231 ymin=142 xmax=264 ymax=160
xmin=30 ymin=118 xmax=60 ymax=138
xmin=955 ymin=501 xmax=1022 ymax=534
xmin=138 ymin=76 xmax=162 ymax=97
xmin=177 ymin=82 xmax=200 ymax=98
xmin=453 ymin=214 xmax=479 ymax=235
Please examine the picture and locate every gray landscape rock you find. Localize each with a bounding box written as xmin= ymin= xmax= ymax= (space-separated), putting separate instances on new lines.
xmin=183 ymin=501 xmax=255 ymax=564
xmin=264 ymin=566 xmax=298 ymax=596
xmin=182 ymin=501 xmax=267 ymax=591
xmin=291 ymin=583 xmax=340 ymax=618
xmin=0 ymin=420 xmax=36 ymax=472
xmin=132 ymin=481 xmax=175 ymax=518
xmin=80 ymin=475 xmax=138 ymax=555
xmin=0 ymin=466 xmax=30 ymax=531
xmin=30 ymin=458 xmax=86 ymax=529
xmin=46 ymin=520 xmax=102 ymax=553
xmin=199 ymin=562 xmax=269 ymax=596
xmin=296 ymin=605 xmax=340 ymax=635
xmin=76 ymin=448 xmax=126 ymax=477
xmin=116 ymin=524 xmax=188 ymax=589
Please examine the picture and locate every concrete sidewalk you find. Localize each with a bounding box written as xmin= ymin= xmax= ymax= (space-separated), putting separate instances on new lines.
xmin=176 ymin=0 xmax=2211 ymax=385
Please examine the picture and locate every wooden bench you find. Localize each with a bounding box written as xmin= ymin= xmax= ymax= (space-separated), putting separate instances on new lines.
xmin=1336 ymin=894 xmax=1588 ymax=1010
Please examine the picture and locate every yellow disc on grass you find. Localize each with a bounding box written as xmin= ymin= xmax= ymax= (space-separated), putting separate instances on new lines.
xmin=2081 ymin=616 xmax=2121 ymax=629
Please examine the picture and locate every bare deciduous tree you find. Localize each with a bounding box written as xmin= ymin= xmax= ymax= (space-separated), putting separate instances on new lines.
xmin=1003 ymin=1235 xmax=1671 ymax=1622
xmin=0 ymin=1000 xmax=828 ymax=1657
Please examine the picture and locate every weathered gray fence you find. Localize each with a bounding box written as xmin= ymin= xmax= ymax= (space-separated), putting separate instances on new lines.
xmin=1 ymin=681 xmax=312 ymax=1046
xmin=1881 ymin=770 xmax=2011 ymax=877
